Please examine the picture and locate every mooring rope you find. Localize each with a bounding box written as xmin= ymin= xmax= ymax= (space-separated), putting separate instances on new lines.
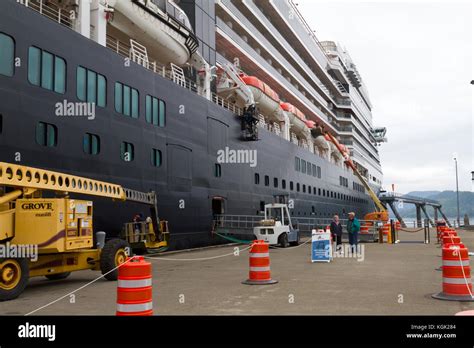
xmin=397 ymin=228 xmax=425 ymax=233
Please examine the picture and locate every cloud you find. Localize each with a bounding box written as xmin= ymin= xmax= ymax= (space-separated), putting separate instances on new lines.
xmin=299 ymin=0 xmax=473 ymax=193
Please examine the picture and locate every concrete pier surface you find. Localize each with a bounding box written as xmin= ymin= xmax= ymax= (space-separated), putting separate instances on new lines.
xmin=2 ymin=228 xmax=473 ymax=316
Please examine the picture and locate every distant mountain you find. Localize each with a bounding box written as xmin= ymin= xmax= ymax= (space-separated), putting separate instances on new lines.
xmin=389 ymin=190 xmax=474 ymax=221
xmin=405 ymin=191 xmax=440 ymax=198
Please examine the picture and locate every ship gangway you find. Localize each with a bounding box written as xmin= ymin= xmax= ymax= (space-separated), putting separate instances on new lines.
xmin=379 ymin=192 xmax=450 ymax=228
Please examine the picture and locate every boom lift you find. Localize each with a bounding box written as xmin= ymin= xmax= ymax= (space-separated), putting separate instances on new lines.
xmin=0 ymin=161 xmax=169 ymax=301
xmin=325 ymin=133 xmax=388 ymax=222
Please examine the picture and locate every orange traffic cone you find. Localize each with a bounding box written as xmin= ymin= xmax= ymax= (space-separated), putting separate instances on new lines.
xmin=242 ymin=240 xmax=278 ymax=285
xmin=116 ymin=256 xmax=153 ymax=315
xmin=432 ymin=244 xmax=474 ymax=302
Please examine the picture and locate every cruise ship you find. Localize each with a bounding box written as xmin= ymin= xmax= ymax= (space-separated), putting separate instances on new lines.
xmin=0 ymin=0 xmax=386 ymax=249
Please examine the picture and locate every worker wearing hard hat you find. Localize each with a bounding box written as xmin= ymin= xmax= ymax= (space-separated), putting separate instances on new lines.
xmin=347 ymin=212 xmax=360 ymax=254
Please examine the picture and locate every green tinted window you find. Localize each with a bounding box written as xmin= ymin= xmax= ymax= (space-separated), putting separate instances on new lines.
xmin=28 ymin=47 xmax=65 ymax=93
xmin=41 ymin=51 xmax=53 ymax=90
xmin=77 ymin=67 xmax=87 ymax=101
xmin=87 ymin=70 xmax=97 ymax=104
xmin=121 ymin=142 xmax=134 ymax=162
xmin=83 ymin=133 xmax=100 ymax=155
xmin=158 ymin=100 xmax=165 ymax=127
xmin=131 ymin=88 xmax=139 ymax=118
xmin=28 ymin=47 xmax=41 ymax=85
xmin=0 ymin=33 xmax=14 ymax=77
xmin=145 ymin=95 xmax=166 ymax=127
xmin=78 ymin=67 xmax=106 ymax=107
xmin=123 ymin=85 xmax=131 ymax=116
xmin=116 ymin=82 xmax=138 ymax=118
xmin=114 ymin=82 xmax=122 ymax=113
xmin=36 ymin=122 xmax=57 ymax=147
xmin=145 ymin=95 xmax=152 ymax=123
xmin=151 ymin=148 xmax=162 ymax=167
xmin=97 ymin=75 xmax=106 ymax=107
xmin=54 ymin=56 xmax=66 ymax=94
xmin=152 ymin=97 xmax=158 ymax=125
xmin=215 ymin=164 xmax=222 ymax=178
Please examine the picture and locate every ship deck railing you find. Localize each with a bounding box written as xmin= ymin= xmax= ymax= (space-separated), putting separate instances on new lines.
xmin=213 ymin=215 xmax=381 ymax=240
xmin=19 ymin=0 xmax=243 ymax=117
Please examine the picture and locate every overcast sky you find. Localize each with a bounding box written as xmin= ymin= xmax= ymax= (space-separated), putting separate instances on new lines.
xmin=298 ymin=0 xmax=473 ymax=193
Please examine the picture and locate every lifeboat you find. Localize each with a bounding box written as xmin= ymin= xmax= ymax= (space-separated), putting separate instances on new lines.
xmin=280 ymin=102 xmax=310 ymax=134
xmin=240 ymin=75 xmax=285 ymax=122
xmin=107 ymin=0 xmax=199 ymax=65
xmin=313 ymin=135 xmax=330 ymax=160
xmin=325 ymin=134 xmax=344 ymax=165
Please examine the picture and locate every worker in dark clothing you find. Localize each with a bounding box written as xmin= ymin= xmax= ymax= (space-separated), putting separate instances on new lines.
xmin=133 ymin=213 xmax=144 ymax=241
xmin=330 ymin=214 xmax=343 ymax=253
xmin=347 ymin=212 xmax=360 ymax=254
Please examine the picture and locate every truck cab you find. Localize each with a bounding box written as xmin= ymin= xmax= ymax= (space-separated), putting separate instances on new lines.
xmin=253 ymin=203 xmax=299 ymax=247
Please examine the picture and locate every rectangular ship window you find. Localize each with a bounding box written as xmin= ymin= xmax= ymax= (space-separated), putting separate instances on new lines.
xmin=121 ymin=141 xmax=134 ymax=162
xmin=36 ymin=122 xmax=57 ymax=147
xmin=146 ymin=95 xmax=166 ymax=127
xmin=214 ymin=163 xmax=221 ymax=177
xmin=312 ymin=164 xmax=317 ymax=177
xmin=115 ymin=82 xmax=139 ymax=118
xmin=77 ymin=67 xmax=107 ymax=107
xmin=254 ymin=173 xmax=260 ymax=185
xmin=28 ymin=46 xmax=66 ymax=94
xmin=295 ymin=157 xmax=300 ymax=171
xmin=282 ymin=180 xmax=286 ymax=190
xmin=151 ymin=148 xmax=162 ymax=167
xmin=83 ymin=133 xmax=100 ymax=155
xmin=301 ymin=160 xmax=306 ymax=174
xmin=265 ymin=175 xmax=269 ymax=186
xmin=0 ymin=33 xmax=14 ymax=77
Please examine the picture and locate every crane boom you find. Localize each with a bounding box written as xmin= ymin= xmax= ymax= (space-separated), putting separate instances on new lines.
xmin=325 ymin=133 xmax=387 ymax=217
xmin=0 ymin=161 xmax=155 ymax=205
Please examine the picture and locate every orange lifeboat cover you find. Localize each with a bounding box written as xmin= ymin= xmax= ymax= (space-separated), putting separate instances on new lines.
xmin=241 ymin=75 xmax=279 ymax=102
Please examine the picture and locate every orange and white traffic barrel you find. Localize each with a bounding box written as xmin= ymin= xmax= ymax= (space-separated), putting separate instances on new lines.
xmin=360 ymin=224 xmax=369 ymax=234
xmin=442 ymin=235 xmax=461 ymax=245
xmin=382 ymin=223 xmax=391 ymax=235
xmin=242 ymin=240 xmax=278 ymax=285
xmin=432 ymin=244 xmax=474 ymax=302
xmin=116 ymin=256 xmax=153 ymax=315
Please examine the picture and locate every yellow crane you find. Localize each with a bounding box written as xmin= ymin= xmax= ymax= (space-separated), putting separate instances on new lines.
xmin=325 ymin=132 xmax=388 ymax=222
xmin=0 ymin=161 xmax=169 ymax=301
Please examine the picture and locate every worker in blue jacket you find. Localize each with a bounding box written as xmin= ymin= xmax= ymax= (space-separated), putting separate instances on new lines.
xmin=347 ymin=212 xmax=360 ymax=253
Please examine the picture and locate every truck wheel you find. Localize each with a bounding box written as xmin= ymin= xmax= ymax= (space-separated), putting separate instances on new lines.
xmin=45 ymin=272 xmax=71 ymax=281
xmin=0 ymin=258 xmax=29 ymax=301
xmin=279 ymin=233 xmax=289 ymax=248
xmin=290 ymin=233 xmax=300 ymax=246
xmin=100 ymin=239 xmax=130 ymax=281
